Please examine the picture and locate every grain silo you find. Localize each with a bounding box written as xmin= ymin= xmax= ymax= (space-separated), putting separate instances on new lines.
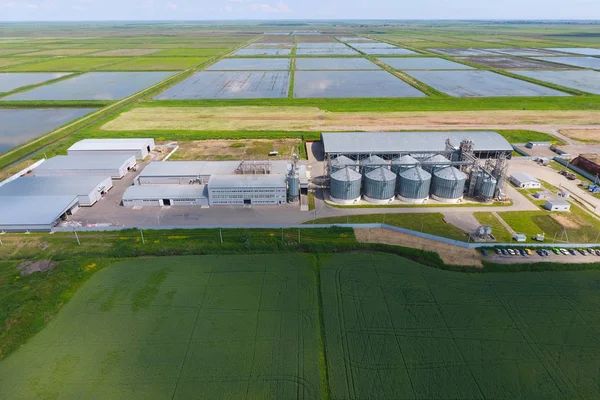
xmin=397 ymin=167 xmax=431 ymax=203
xmin=329 ymin=167 xmax=362 ymax=204
xmin=287 ymin=172 xmax=300 ymax=202
xmin=363 ymin=167 xmax=397 ymax=204
xmin=360 ymin=155 xmax=387 ymax=174
xmin=330 ymin=155 xmax=356 ymax=172
xmin=422 ymin=154 xmax=451 ymax=173
xmin=431 ymin=166 xmax=467 ymax=203
xmin=391 ymin=155 xmax=419 ymax=175
xmin=475 ymin=172 xmax=497 ymax=201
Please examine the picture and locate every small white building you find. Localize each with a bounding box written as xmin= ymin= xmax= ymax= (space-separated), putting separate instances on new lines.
xmin=544 ymin=199 xmax=571 ymax=212
xmin=122 ymin=185 xmax=208 ymax=207
xmin=34 ymin=154 xmax=136 ymax=179
xmin=208 ymin=174 xmax=287 ymax=206
xmin=0 ymin=195 xmax=79 ymax=232
xmin=510 ymin=172 xmax=541 ymax=189
xmin=67 ymin=138 xmax=155 ymax=159
xmin=0 ymin=175 xmax=112 ymax=206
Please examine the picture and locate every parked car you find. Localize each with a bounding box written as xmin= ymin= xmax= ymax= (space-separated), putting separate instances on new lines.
xmin=588 ymin=248 xmax=596 ymax=254
xmin=525 ymin=249 xmax=532 ymax=255
xmin=596 ymin=250 xmax=600 ymax=256
xmin=502 ymin=249 xmax=509 ymax=255
xmin=495 ymin=248 xmax=502 ymax=255
xmin=481 ymin=249 xmax=488 ymax=256
xmin=507 ymin=249 xmax=515 ymax=255
xmin=536 ymin=249 xmax=544 ymax=256
xmin=553 ymin=248 xmax=560 ymax=255
xmin=560 ymin=248 xmax=569 ymax=255
xmin=520 ymin=249 xmax=527 ymax=256
xmin=569 ymin=249 xmax=577 ymax=256
xmin=579 ymin=249 xmax=587 ymax=256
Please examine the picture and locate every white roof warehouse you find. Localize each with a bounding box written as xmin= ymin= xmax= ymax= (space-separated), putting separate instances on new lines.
xmin=67 ymin=138 xmax=155 ymax=159
xmin=34 ymin=154 xmax=136 ymax=179
xmin=0 ymin=195 xmax=80 ymax=232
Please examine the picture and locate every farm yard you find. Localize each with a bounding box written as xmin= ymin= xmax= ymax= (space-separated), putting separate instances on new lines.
xmin=3 ymin=252 xmax=600 ymax=399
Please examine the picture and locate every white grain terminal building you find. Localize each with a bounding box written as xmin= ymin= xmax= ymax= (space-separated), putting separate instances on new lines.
xmin=123 ymin=160 xmax=295 ymax=207
xmin=0 ymin=175 xmax=112 ymax=206
xmin=34 ymin=154 xmax=136 ymax=179
xmin=67 ymin=138 xmax=155 ymax=159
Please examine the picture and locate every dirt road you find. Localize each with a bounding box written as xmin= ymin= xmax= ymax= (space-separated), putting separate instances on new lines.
xmin=354 ymin=228 xmax=483 ymax=267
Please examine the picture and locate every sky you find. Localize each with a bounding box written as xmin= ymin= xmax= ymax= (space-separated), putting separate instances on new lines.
xmin=0 ymin=0 xmax=599 ymax=21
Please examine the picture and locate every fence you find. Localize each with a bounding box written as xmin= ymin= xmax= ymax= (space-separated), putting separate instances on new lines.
xmin=52 ymin=223 xmax=600 ymax=249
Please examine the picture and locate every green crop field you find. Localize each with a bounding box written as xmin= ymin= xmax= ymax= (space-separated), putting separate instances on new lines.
xmin=3 ymin=252 xmax=600 ymax=398
xmin=100 ymin=57 xmax=208 ymax=71
xmin=0 ymin=254 xmax=323 ymax=399
xmin=152 ymin=48 xmax=230 ymax=57
xmin=321 ymin=253 xmax=600 ymax=399
xmin=4 ymin=57 xmax=128 ymax=72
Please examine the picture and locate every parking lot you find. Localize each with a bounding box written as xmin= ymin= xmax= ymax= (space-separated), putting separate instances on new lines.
xmin=485 ymin=247 xmax=600 ymax=264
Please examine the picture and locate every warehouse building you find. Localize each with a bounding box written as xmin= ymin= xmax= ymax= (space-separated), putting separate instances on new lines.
xmin=0 ymin=175 xmax=112 ymax=206
xmin=321 ymin=131 xmax=513 ymax=160
xmin=0 ymin=195 xmax=79 ymax=232
xmin=34 ymin=154 xmax=136 ymax=179
xmin=510 ymin=173 xmax=541 ymax=189
xmin=208 ymin=175 xmax=287 ymax=206
xmin=544 ymin=199 xmax=571 ymax=212
xmin=122 ymin=185 xmax=208 ymax=207
xmin=67 ymin=138 xmax=155 ymax=159
xmin=136 ymin=160 xmax=290 ymax=185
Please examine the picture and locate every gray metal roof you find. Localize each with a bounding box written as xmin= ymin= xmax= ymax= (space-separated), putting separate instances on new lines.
xmin=424 ymin=154 xmax=450 ymax=164
xmin=208 ymin=174 xmax=287 ymax=188
xmin=361 ymin=155 xmax=387 ymax=165
xmin=434 ymin=166 xmax=467 ymax=180
xmin=0 ymin=195 xmax=78 ymax=226
xmin=330 ymin=167 xmax=362 ymax=182
xmin=321 ymin=131 xmax=513 ymax=154
xmin=330 ymin=155 xmax=355 ymax=167
xmin=35 ymin=154 xmax=135 ymax=172
xmin=546 ymin=199 xmax=570 ymax=206
xmin=511 ymin=172 xmax=540 ymax=183
xmin=139 ymin=160 xmax=290 ymax=178
xmin=0 ymin=176 xmax=111 ymax=197
xmin=68 ymin=138 xmax=154 ymax=151
xmin=400 ymin=167 xmax=431 ymax=180
xmin=392 ymin=155 xmax=418 ymax=165
xmin=123 ymin=184 xmax=208 ymax=200
xmin=365 ymin=167 xmax=396 ymax=181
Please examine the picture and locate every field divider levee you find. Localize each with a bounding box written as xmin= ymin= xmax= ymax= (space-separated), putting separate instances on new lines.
xmin=288 ymin=44 xmax=297 ymax=99
xmin=0 ymin=72 xmax=87 ymax=100
xmin=0 ymin=37 xmax=257 ymax=170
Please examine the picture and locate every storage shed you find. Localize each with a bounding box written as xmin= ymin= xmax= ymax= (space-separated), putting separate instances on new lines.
xmin=208 ymin=174 xmax=287 ymax=206
xmin=34 ymin=154 xmax=136 ymax=179
xmin=544 ymin=199 xmax=571 ymax=212
xmin=509 ymin=173 xmax=541 ymax=189
xmin=136 ymin=161 xmax=206 ymax=185
xmin=67 ymin=138 xmax=155 ymax=159
xmin=0 ymin=195 xmax=79 ymax=232
xmin=0 ymin=175 xmax=112 ymax=206
xmin=122 ymin=185 xmax=208 ymax=207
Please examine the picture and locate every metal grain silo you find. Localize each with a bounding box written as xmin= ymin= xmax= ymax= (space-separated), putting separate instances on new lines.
xmin=360 ymin=155 xmax=387 ymax=174
xmin=422 ymin=154 xmax=451 ymax=173
xmin=329 ymin=167 xmax=362 ymax=204
xmin=397 ymin=167 xmax=431 ymax=203
xmin=475 ymin=172 xmax=497 ymax=200
xmin=391 ymin=155 xmax=419 ymax=175
xmin=287 ymin=173 xmax=300 ymax=202
xmin=330 ymin=155 xmax=356 ymax=172
xmin=431 ymin=166 xmax=467 ymax=203
xmin=363 ymin=167 xmax=397 ymax=204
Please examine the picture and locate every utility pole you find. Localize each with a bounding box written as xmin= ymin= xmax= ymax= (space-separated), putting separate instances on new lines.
xmin=73 ymin=229 xmax=80 ymax=246
xmin=219 ymin=229 xmax=223 ymax=245
xmin=298 ymin=229 xmax=301 ymax=244
xmin=281 ymin=228 xmax=284 ymax=243
xmin=139 ymin=228 xmax=145 ymax=244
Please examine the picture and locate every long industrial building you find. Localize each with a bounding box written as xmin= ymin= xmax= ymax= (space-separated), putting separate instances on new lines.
xmin=123 ymin=160 xmax=306 ymax=207
xmin=0 ymin=195 xmax=80 ymax=232
xmin=34 ymin=154 xmax=136 ymax=179
xmin=0 ymin=175 xmax=113 ymax=206
xmin=321 ymin=131 xmax=513 ymax=160
xmin=67 ymin=138 xmax=156 ymax=159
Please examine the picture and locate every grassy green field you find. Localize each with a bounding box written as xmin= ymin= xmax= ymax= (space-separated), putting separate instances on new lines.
xmin=4 ymin=57 xmax=127 ymax=72
xmin=473 ymin=212 xmax=514 ymax=242
xmin=99 ymin=57 xmax=208 ymax=71
xmin=306 ymin=213 xmax=468 ymax=241
xmin=3 ymin=251 xmax=600 ymax=398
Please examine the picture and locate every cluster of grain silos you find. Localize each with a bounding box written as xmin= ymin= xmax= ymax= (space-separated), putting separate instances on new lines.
xmin=328 ymin=154 xmax=498 ymax=205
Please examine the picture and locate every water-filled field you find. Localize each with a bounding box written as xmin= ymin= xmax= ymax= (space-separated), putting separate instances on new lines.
xmin=296 ymin=48 xmax=360 ymax=56
xmin=546 ymin=48 xmax=600 ymax=56
xmin=233 ymin=48 xmax=291 ymax=56
xmin=297 ymin=43 xmax=349 ymax=49
xmin=0 ymin=72 xmax=69 ymax=94
xmin=486 ymin=48 xmax=564 ymax=57
xmin=359 ymin=48 xmax=419 ymax=55
xmin=428 ymin=48 xmax=500 ymax=56
xmin=459 ymin=56 xmax=571 ymax=69
xmin=0 ymin=108 xmax=97 ymax=153
xmin=535 ymin=56 xmax=600 ymax=70
xmin=509 ymin=70 xmax=600 ymax=95
xmin=155 ymin=71 xmax=290 ymax=99
xmin=294 ymin=70 xmax=426 ymax=98
xmin=3 ymin=72 xmax=173 ymax=100
xmin=405 ymin=70 xmax=569 ymax=97
xmin=379 ymin=57 xmax=472 ymax=70
xmin=206 ymin=58 xmax=290 ymax=71
xmin=296 ymin=57 xmax=380 ymax=70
